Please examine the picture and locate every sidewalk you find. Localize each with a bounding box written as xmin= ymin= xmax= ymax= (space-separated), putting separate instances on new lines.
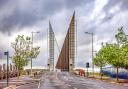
xmin=0 ymin=75 xmax=40 ymax=89
xmin=76 ymin=73 xmax=128 ymax=87
xmin=94 ymin=76 xmax=128 ymax=87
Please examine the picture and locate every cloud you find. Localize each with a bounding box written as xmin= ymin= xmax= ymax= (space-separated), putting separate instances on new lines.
xmin=0 ymin=0 xmax=128 ymax=68
xmin=0 ymin=0 xmax=93 ymax=34
xmin=0 ymin=0 xmax=10 ymax=8
xmin=103 ymin=0 xmax=128 ymax=12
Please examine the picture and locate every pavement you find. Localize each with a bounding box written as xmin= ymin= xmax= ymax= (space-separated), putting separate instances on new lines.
xmin=0 ymin=75 xmax=40 ymax=89
xmin=17 ymin=71 xmax=128 ymax=89
xmin=2 ymin=72 xmax=128 ymax=89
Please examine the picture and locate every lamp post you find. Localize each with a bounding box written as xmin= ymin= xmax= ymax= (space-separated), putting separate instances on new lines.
xmin=31 ymin=31 xmax=40 ymax=75
xmin=85 ymin=32 xmax=94 ymax=78
xmin=4 ymin=51 xmax=9 ymax=86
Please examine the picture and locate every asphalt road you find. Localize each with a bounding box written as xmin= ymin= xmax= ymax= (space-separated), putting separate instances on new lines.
xmin=17 ymin=72 xmax=128 ymax=89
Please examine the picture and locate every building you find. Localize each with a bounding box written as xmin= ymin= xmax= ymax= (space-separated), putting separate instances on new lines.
xmin=56 ymin=12 xmax=76 ymax=72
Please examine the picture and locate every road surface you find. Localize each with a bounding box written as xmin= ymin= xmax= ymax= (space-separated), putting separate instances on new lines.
xmin=17 ymin=72 xmax=128 ymax=89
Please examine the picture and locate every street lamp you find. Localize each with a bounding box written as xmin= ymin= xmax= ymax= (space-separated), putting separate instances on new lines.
xmin=31 ymin=31 xmax=40 ymax=75
xmin=4 ymin=51 xmax=9 ymax=86
xmin=85 ymin=32 xmax=94 ymax=78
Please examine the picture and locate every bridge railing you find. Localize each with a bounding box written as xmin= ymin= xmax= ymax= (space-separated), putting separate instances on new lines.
xmin=101 ymin=67 xmax=128 ymax=79
xmin=0 ymin=64 xmax=18 ymax=80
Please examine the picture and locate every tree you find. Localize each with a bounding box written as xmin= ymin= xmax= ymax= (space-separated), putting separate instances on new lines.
xmin=115 ymin=27 xmax=128 ymax=80
xmin=102 ymin=43 xmax=125 ymax=81
xmin=93 ymin=43 xmax=124 ymax=80
xmin=115 ymin=27 xmax=128 ymax=45
xmin=121 ymin=44 xmax=128 ymax=69
xmin=11 ymin=35 xmax=40 ymax=75
xmin=93 ymin=27 xmax=128 ymax=81
xmin=93 ymin=47 xmax=107 ymax=79
xmin=115 ymin=27 xmax=128 ymax=68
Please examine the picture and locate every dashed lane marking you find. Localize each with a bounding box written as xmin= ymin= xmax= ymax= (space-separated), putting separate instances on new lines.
xmin=38 ymin=80 xmax=41 ymax=89
xmin=73 ymin=87 xmax=77 ymax=89
xmin=66 ymin=84 xmax=72 ymax=87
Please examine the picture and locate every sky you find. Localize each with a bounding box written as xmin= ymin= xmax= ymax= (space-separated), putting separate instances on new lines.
xmin=0 ymin=0 xmax=128 ymax=68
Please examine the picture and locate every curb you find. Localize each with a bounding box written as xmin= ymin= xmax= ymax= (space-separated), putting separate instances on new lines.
xmin=3 ymin=85 xmax=16 ymax=89
xmin=75 ymin=74 xmax=128 ymax=87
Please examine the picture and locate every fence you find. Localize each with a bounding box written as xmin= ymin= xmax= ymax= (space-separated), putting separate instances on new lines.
xmin=101 ymin=67 xmax=128 ymax=79
xmin=0 ymin=63 xmax=18 ymax=80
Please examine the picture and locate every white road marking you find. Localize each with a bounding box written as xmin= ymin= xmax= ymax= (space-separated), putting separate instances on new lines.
xmin=38 ymin=79 xmax=41 ymax=89
xmin=73 ymin=87 xmax=77 ymax=89
xmin=66 ymin=84 xmax=72 ymax=86
xmin=3 ymin=85 xmax=16 ymax=89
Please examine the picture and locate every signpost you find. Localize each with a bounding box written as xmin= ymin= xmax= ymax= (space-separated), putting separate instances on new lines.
xmin=4 ymin=51 xmax=9 ymax=86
